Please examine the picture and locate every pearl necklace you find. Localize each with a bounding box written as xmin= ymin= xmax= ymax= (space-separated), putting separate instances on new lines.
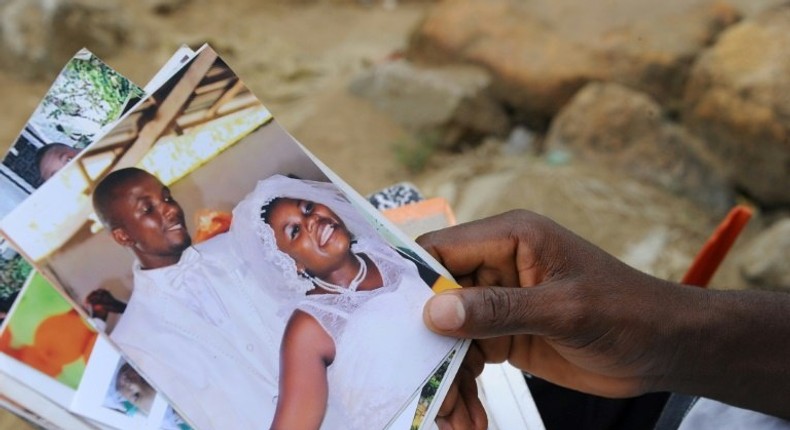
xmin=310 ymin=253 xmax=367 ymax=294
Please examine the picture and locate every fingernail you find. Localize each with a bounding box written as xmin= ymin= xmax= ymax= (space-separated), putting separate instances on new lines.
xmin=427 ymin=293 xmax=465 ymax=331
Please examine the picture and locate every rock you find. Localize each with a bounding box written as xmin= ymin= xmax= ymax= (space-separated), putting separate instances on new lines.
xmin=739 ymin=218 xmax=790 ymax=290
xmin=544 ymin=148 xmax=572 ymax=167
xmin=620 ymin=227 xmax=670 ymax=274
xmin=501 ymin=126 xmax=535 ymax=156
xmin=349 ymin=59 xmax=509 ymax=149
xmin=545 ymin=82 xmax=734 ymax=214
xmin=408 ymin=0 xmax=742 ymax=127
xmin=0 ymin=0 xmax=128 ymax=78
xmin=728 ymin=0 xmax=790 ymax=15
xmin=416 ymin=151 xmax=715 ymax=280
xmin=683 ymin=4 xmax=790 ymax=208
xmin=226 ymin=36 xmax=326 ymax=105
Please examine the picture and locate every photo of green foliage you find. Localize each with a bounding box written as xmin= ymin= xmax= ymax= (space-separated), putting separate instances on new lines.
xmin=0 ymin=254 xmax=33 ymax=323
xmin=37 ymin=51 xmax=144 ymax=148
xmin=411 ymin=351 xmax=455 ymax=430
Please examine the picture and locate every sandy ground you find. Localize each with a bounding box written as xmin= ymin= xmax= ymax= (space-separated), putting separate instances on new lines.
xmin=0 ymin=1 xmax=754 ymax=428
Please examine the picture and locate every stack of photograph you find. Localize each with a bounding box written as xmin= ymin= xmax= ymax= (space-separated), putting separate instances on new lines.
xmin=0 ymin=41 xmax=550 ymax=430
xmin=0 ymin=44 xmax=478 ymax=430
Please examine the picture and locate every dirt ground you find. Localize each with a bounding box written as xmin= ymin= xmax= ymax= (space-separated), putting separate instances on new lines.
xmin=1 ymin=1 xmax=426 ymax=191
xmin=0 ymin=1 xmax=755 ymax=428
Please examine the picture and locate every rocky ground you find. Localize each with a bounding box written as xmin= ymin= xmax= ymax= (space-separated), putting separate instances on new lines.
xmin=1 ymin=0 xmax=788 ymax=428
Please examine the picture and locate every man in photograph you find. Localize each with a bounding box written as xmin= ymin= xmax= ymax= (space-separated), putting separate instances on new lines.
xmin=92 ymin=167 xmax=284 ymax=430
xmin=35 ymin=142 xmax=80 ymax=183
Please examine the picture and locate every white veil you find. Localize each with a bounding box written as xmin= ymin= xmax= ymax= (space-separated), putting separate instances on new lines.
xmin=229 ymin=174 xmax=403 ymax=302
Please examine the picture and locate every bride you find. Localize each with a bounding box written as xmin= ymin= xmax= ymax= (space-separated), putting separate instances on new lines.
xmin=230 ymin=175 xmax=456 ymax=430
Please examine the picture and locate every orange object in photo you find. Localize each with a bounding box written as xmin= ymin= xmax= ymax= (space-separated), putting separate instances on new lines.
xmin=193 ymin=209 xmax=233 ymax=244
xmin=382 ymin=198 xmax=457 ymax=239
xmin=1 ymin=309 xmax=97 ymax=379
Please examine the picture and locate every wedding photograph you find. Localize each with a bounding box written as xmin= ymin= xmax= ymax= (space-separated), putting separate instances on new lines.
xmin=0 ymin=272 xmax=95 ymax=409
xmin=0 ymin=46 xmax=464 ymax=430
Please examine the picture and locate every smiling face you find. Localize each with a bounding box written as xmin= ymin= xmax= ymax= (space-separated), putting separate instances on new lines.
xmin=107 ymin=172 xmax=191 ymax=269
xmin=266 ymin=198 xmax=353 ymax=279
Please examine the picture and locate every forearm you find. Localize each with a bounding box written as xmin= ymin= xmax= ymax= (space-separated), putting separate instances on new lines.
xmin=270 ymin=370 xmax=327 ymax=430
xmin=657 ymin=287 xmax=790 ymax=419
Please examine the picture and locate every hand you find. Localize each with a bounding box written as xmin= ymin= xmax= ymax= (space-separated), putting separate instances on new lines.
xmin=418 ymin=210 xmax=696 ymax=398
xmin=434 ymin=345 xmax=487 ymax=430
xmin=85 ymin=289 xmax=127 ymax=320
xmin=421 ymin=210 xmax=790 ymax=422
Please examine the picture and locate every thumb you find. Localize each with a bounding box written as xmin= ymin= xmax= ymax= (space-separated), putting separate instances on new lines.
xmin=423 ymin=285 xmax=562 ymax=339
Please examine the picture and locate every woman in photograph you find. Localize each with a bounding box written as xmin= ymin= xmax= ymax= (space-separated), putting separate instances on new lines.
xmin=230 ymin=175 xmax=456 ymax=430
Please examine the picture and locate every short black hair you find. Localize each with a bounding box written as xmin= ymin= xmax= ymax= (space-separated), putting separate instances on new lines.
xmin=260 ymin=197 xmax=284 ymax=225
xmin=92 ymin=167 xmax=154 ymax=229
xmin=35 ymin=142 xmax=74 ymax=178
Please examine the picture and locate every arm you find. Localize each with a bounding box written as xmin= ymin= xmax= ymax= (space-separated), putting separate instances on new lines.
xmin=418 ymin=210 xmax=790 ymax=423
xmin=270 ymin=310 xmax=335 ymax=430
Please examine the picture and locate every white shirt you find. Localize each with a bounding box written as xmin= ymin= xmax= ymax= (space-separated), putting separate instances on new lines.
xmin=680 ymin=399 xmax=790 ymax=430
xmin=110 ymin=233 xmax=286 ymax=430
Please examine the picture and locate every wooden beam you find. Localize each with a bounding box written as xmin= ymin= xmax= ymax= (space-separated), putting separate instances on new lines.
xmin=172 ymin=95 xmax=260 ymax=132
xmin=206 ymin=79 xmax=245 ymax=118
xmin=111 ymin=48 xmax=219 ymax=174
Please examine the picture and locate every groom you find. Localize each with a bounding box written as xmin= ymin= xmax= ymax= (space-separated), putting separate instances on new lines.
xmin=92 ymin=167 xmax=284 ymax=430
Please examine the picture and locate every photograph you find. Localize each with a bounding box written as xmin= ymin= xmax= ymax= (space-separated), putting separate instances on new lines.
xmin=0 ymin=45 xmax=466 ymax=430
xmin=70 ymin=335 xmax=191 ymax=430
xmin=0 ymin=49 xmax=142 ymax=201
xmin=0 ymin=271 xmax=96 ymax=409
xmin=0 ymin=253 xmax=31 ymax=326
xmin=105 ymin=361 xmax=155 ymax=418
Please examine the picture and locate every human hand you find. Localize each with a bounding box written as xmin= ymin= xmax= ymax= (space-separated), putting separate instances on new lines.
xmin=419 ymin=210 xmax=699 ymax=400
xmin=85 ymin=289 xmax=127 ymax=320
xmin=434 ymin=345 xmax=487 ymax=430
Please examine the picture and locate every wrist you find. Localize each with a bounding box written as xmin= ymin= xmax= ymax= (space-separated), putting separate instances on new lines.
xmin=653 ymin=288 xmax=790 ymax=419
xmin=649 ymin=283 xmax=719 ymax=393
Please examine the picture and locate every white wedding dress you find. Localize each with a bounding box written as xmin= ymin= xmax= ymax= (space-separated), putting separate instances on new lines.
xmin=295 ymin=251 xmax=457 ymax=430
